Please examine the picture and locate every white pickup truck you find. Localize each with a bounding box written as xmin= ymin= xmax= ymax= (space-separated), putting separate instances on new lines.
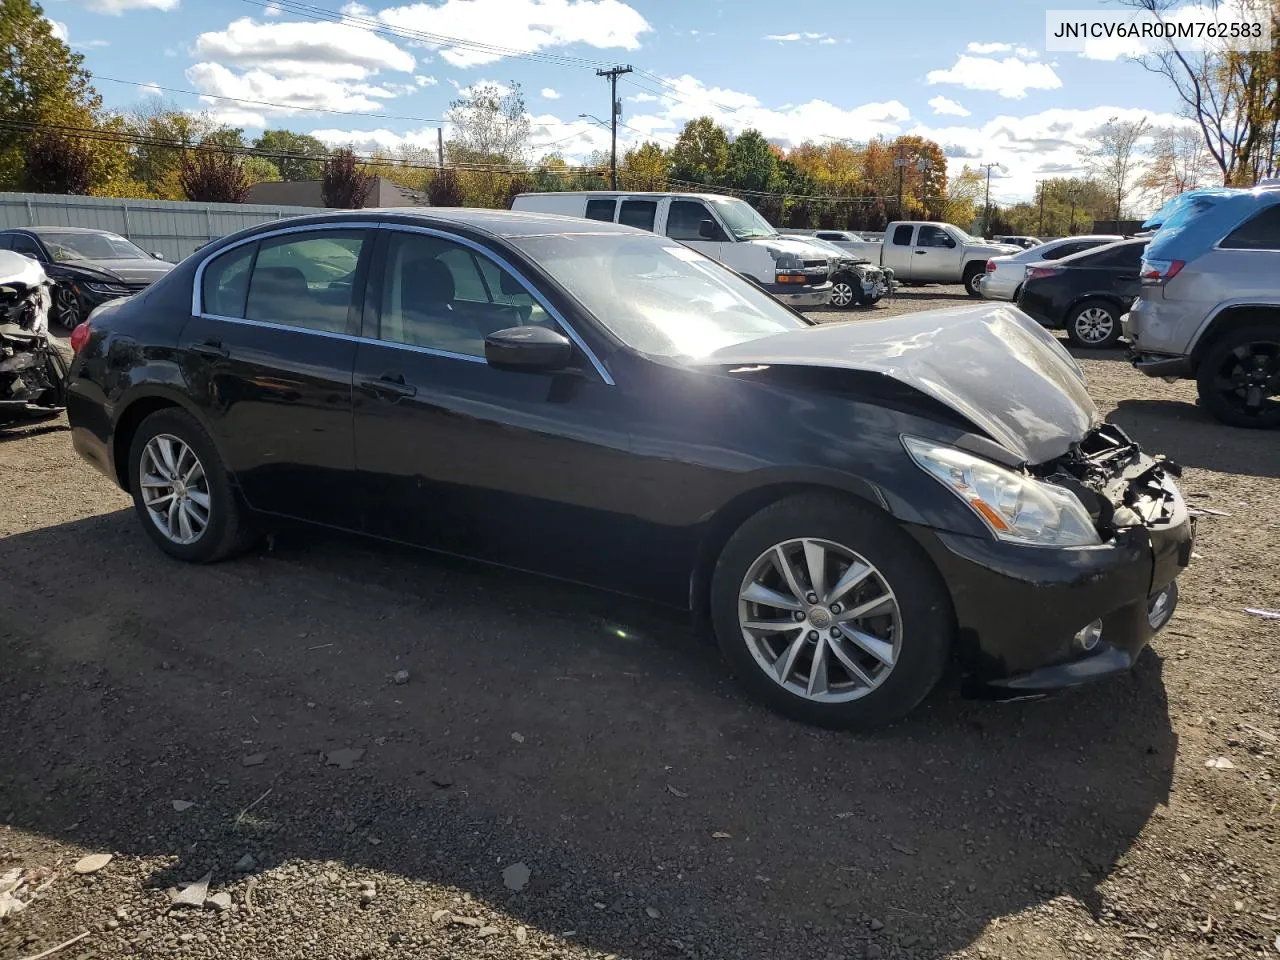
xmin=834 ymin=222 xmax=1022 ymax=297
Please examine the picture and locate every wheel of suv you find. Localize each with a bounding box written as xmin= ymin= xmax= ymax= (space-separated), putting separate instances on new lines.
xmin=829 ymin=277 xmax=858 ymax=309
xmin=962 ymin=263 xmax=985 ymax=298
xmin=1195 ymin=324 xmax=1280 ymax=429
xmin=1065 ymin=300 xmax=1123 ymax=348
xmin=709 ymin=494 xmax=953 ymax=729
xmin=127 ymin=407 xmax=256 ymax=562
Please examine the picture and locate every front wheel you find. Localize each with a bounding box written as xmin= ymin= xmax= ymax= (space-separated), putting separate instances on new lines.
xmin=53 ymin=284 xmax=82 ymax=330
xmin=1065 ymin=300 xmax=1123 ymax=348
xmin=127 ymin=408 xmax=256 ymax=562
xmin=1195 ymin=324 xmax=1280 ymax=429
xmin=709 ymin=495 xmax=952 ymax=729
xmin=829 ymin=278 xmax=858 ymax=310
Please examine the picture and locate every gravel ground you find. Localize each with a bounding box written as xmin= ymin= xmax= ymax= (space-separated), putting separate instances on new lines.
xmin=1 ymin=287 xmax=1277 ymax=960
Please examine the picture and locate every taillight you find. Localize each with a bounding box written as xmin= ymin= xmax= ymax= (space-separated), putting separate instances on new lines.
xmin=70 ymin=320 xmax=91 ymax=354
xmin=1026 ymin=266 xmax=1060 ymax=281
xmin=1140 ymin=258 xmax=1185 ymax=284
xmin=985 ymin=259 xmax=996 ymax=273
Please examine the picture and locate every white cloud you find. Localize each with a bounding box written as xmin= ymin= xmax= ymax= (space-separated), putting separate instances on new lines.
xmin=376 ymin=0 xmax=650 ymax=68
xmin=415 ymin=75 xmax=438 ymax=86
xmin=1015 ymin=46 xmax=1037 ymax=58
xmin=818 ymin=37 xmax=837 ymax=45
xmin=966 ymin=41 xmax=1012 ymax=54
xmin=764 ymin=31 xmax=833 ymax=42
xmin=455 ymin=79 xmax=513 ymax=99
xmin=541 ymin=87 xmax=561 ymax=99
xmin=45 ymin=18 xmax=69 ymax=41
xmin=195 ymin=17 xmax=415 ymax=79
xmin=77 ymin=0 xmax=179 ymax=12
xmin=310 ymin=126 xmax=440 ymax=152
xmin=140 ymin=82 xmax=163 ymax=96
xmin=202 ymin=106 xmax=269 ymax=128
xmin=264 ymin=2 xmax=283 ymax=16
xmin=46 ymin=17 xmax=109 ymax=47
xmin=186 ymin=62 xmax=403 ymax=118
xmin=928 ymin=95 xmax=970 ymax=117
xmin=927 ymin=55 xmax=1062 ymax=98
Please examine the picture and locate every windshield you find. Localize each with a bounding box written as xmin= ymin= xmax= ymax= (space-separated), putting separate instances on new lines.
xmin=708 ymin=197 xmax=777 ymax=240
xmin=512 ymin=232 xmax=809 ymax=359
xmin=41 ymin=232 xmax=151 ymax=262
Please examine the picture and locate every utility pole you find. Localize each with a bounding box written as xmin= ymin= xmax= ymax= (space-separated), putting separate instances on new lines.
xmin=979 ymin=162 xmax=998 ymax=237
xmin=436 ymin=128 xmax=444 ymax=169
xmin=894 ymin=147 xmax=909 ymax=220
xmin=1036 ymin=180 xmax=1045 ymax=236
xmin=596 ymin=65 xmax=633 ymax=190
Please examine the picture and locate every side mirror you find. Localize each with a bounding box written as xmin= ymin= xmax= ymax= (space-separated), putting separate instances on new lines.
xmin=484 ymin=325 xmax=573 ymax=373
xmin=697 ymin=219 xmax=719 ymax=241
xmin=153 ymin=252 xmax=166 ymax=260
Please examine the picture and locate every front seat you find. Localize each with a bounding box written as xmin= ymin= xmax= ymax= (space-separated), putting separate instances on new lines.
xmin=397 ymin=258 xmax=482 ymax=351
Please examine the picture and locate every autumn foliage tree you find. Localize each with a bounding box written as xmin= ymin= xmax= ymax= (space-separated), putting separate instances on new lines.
xmin=321 ymin=148 xmax=373 ymax=208
xmin=21 ymin=130 xmax=95 ymax=194
xmin=427 ymin=167 xmax=464 ymax=206
xmin=179 ymin=149 xmax=251 ymax=203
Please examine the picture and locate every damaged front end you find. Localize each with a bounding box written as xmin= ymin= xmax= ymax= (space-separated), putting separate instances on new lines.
xmin=0 ymin=251 xmax=67 ymax=416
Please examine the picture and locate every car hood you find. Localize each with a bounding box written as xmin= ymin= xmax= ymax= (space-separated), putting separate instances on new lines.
xmin=698 ymin=303 xmax=1099 ymax=464
xmin=751 ymin=236 xmax=834 ymax=260
xmin=58 ymin=258 xmax=173 ymax=284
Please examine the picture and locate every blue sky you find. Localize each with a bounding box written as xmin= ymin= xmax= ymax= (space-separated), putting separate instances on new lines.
xmin=43 ymin=0 xmax=1191 ymax=204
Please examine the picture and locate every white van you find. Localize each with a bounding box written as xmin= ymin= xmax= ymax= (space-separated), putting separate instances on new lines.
xmin=510 ymin=192 xmax=834 ymax=308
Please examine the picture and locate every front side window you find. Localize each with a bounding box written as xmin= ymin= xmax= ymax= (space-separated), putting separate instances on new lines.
xmin=585 ymin=198 xmax=616 ymax=222
xmin=512 ymin=232 xmax=809 ymax=359
xmin=378 ymin=232 xmax=552 ymax=358
xmin=1221 ymin=205 xmax=1280 ymax=250
xmin=891 ymin=225 xmax=914 ymax=246
xmin=666 ymin=200 xmax=715 ymax=241
xmin=917 ymin=226 xmax=955 ymax=248
xmin=244 ymin=231 xmax=364 ymax=334
xmin=619 ymin=199 xmax=657 ymax=232
xmin=707 ymin=198 xmax=775 ymax=240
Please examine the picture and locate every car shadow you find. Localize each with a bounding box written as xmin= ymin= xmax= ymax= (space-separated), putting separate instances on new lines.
xmin=0 ymin=511 xmax=1176 ymax=959
xmin=1065 ymin=343 xmax=1131 ymax=364
xmin=1109 ymin=398 xmax=1280 ymax=478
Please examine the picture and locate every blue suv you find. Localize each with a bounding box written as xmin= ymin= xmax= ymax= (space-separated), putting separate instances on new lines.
xmin=1125 ymin=187 xmax=1280 ymax=428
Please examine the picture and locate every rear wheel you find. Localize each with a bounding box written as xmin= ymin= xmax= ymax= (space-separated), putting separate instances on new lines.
xmin=710 ymin=495 xmax=952 ymax=729
xmin=962 ymin=263 xmax=985 ymax=298
xmin=1065 ymin=300 xmax=1122 ymax=348
xmin=127 ymin=408 xmax=256 ymax=562
xmin=1195 ymin=324 xmax=1280 ymax=429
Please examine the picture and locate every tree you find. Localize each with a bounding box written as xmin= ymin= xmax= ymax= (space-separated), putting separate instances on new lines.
xmin=1137 ymin=125 xmax=1219 ymax=204
xmin=446 ymin=81 xmax=530 ymax=163
xmin=943 ymin=165 xmax=985 ymax=228
xmin=504 ymin=175 xmax=531 ymax=208
xmin=179 ymin=149 xmax=250 ymax=203
xmin=0 ymin=0 xmax=103 ymax=187
xmin=725 ymin=129 xmax=777 ymax=194
xmin=321 ymin=148 xmax=373 ymax=208
xmin=427 ymin=167 xmax=464 ymax=206
xmin=1088 ymin=116 xmax=1151 ymax=219
xmin=1117 ymin=0 xmax=1278 ymax=185
xmin=669 ymin=117 xmax=729 ymax=186
xmin=21 ymin=129 xmax=94 ymax=194
xmin=126 ymin=101 xmax=204 ymax=198
xmin=531 ymin=152 xmax=569 ymax=193
xmin=619 ymin=141 xmax=669 ymax=191
xmin=253 ymin=129 xmax=327 ymax=181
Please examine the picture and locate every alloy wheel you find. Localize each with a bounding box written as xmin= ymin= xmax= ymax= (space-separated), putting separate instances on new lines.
xmin=738 ymin=538 xmax=901 ymax=703
xmin=830 ymin=280 xmax=855 ymax=308
xmin=139 ymin=434 xmax=211 ymax=545
xmin=54 ymin=285 xmax=80 ymax=329
xmin=1211 ymin=340 xmax=1280 ymax=418
xmin=1073 ymin=306 xmax=1115 ymax=344
xmin=967 ymin=271 xmax=984 ymax=294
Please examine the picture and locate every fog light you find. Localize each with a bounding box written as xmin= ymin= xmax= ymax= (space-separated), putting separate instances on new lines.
xmin=1148 ymin=582 xmax=1177 ymax=631
xmin=1074 ymin=619 xmax=1103 ymax=653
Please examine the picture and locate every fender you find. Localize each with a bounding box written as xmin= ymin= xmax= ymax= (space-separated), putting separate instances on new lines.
xmin=1188 ymin=296 xmax=1280 ymax=358
xmin=108 ymin=378 xmax=231 ymax=489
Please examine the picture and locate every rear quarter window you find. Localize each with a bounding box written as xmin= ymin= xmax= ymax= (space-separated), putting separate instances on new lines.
xmin=1220 ymin=205 xmax=1280 ymax=251
xmin=201 ymin=243 xmax=256 ymax=318
xmin=585 ymin=198 xmax=616 ymax=222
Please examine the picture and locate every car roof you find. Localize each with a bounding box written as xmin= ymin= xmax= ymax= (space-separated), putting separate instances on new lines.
xmin=24 ymin=226 xmax=122 ymax=236
xmin=254 ymin=207 xmax=643 ymax=240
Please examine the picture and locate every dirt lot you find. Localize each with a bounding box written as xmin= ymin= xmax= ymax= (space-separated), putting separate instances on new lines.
xmin=1 ymin=287 xmax=1277 ymax=960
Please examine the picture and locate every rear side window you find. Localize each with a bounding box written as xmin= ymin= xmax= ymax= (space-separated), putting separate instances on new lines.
xmin=201 ymin=243 xmax=256 ymax=318
xmin=618 ymin=199 xmax=657 ymax=231
xmin=1044 ymin=240 xmax=1100 ymax=260
xmin=891 ymin=225 xmax=914 ymax=246
xmin=665 ymin=200 xmax=713 ymax=241
xmin=1220 ymin=205 xmax=1280 ymax=250
xmin=585 ymin=198 xmax=616 ymax=222
xmin=10 ymin=234 xmax=42 ymax=258
xmin=816 ymin=232 xmax=845 ymax=241
xmin=244 ymin=230 xmax=365 ymax=334
xmin=1082 ymin=243 xmax=1144 ymax=267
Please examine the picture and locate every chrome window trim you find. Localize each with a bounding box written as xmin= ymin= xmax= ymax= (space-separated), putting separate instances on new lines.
xmin=189 ymin=219 xmax=615 ymax=385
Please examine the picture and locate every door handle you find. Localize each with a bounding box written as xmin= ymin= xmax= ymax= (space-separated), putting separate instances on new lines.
xmin=191 ymin=339 xmax=228 ymax=359
xmin=358 ymin=373 xmax=417 ymax=400
xmin=914 ymin=250 xmax=927 ymax=255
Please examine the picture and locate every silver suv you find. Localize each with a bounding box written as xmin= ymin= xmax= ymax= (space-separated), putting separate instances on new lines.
xmin=1125 ymin=188 xmax=1280 ymax=428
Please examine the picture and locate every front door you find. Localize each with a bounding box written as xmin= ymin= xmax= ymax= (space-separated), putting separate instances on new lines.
xmin=663 ymin=198 xmax=726 ymax=263
xmin=913 ymin=225 xmax=963 ymax=281
xmin=180 ymin=227 xmax=370 ymax=526
xmin=351 ymin=227 xmax=640 ymax=591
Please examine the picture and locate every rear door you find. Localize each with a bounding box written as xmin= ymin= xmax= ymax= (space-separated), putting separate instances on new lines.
xmin=618 ymin=198 xmax=659 ymax=232
xmin=913 ymin=225 xmax=963 ymax=281
xmin=182 ymin=225 xmax=371 ymax=527
xmin=1082 ymin=241 xmax=1145 ymax=300
xmin=882 ymin=224 xmax=917 ymax=278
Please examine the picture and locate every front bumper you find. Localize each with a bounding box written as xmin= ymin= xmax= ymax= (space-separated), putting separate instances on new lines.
xmin=767 ymin=281 xmax=833 ymax=308
xmin=910 ymin=461 xmax=1194 ymax=698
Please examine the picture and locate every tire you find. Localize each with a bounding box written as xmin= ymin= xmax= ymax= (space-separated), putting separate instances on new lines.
xmin=829 ymin=277 xmax=858 ymax=310
xmin=1065 ymin=299 xmax=1123 ymax=348
xmin=53 ymin=283 xmax=82 ymax=330
xmin=1195 ymin=323 xmax=1280 ymax=429
xmin=709 ymin=494 xmax=953 ymax=730
xmin=962 ymin=263 xmax=985 ymax=298
xmin=127 ymin=408 xmax=256 ymax=562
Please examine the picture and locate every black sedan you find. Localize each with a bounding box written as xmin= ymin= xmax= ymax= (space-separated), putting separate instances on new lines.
xmin=1016 ymin=237 xmax=1147 ymax=348
xmin=64 ymin=210 xmax=1192 ymax=729
xmin=0 ymin=226 xmax=173 ymax=330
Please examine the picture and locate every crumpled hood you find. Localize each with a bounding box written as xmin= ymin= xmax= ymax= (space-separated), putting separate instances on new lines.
xmin=699 ymin=303 xmax=1099 ymax=464
xmin=751 ymin=237 xmax=832 ymax=261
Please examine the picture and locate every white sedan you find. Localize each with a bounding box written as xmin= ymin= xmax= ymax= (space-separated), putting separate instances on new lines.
xmin=978 ymin=234 xmax=1124 ymax=302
